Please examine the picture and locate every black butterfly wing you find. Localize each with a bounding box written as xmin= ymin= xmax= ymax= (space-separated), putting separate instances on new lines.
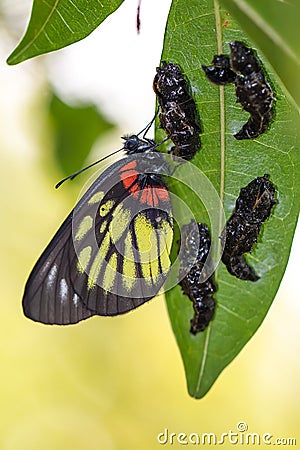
xmin=22 ymin=155 xmax=173 ymax=325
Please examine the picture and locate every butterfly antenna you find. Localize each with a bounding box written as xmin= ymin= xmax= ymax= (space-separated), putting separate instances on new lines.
xmin=55 ymin=146 xmax=124 ymax=189
xmin=137 ymin=109 xmax=159 ymax=140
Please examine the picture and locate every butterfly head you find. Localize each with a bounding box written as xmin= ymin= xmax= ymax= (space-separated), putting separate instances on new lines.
xmin=122 ymin=135 xmax=158 ymax=155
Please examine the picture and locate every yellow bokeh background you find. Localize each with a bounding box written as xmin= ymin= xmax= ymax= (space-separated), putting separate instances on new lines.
xmin=1 ymin=2 xmax=300 ymax=448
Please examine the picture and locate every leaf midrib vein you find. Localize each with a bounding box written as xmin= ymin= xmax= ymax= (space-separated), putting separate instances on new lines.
xmin=195 ymin=0 xmax=225 ymax=396
xmin=11 ymin=0 xmax=61 ymax=61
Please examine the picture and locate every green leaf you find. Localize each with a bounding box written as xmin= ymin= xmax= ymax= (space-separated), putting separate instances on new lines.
xmin=49 ymin=93 xmax=115 ymax=175
xmin=158 ymin=0 xmax=300 ymax=398
xmin=7 ymin=0 xmax=124 ymax=65
xmin=220 ymin=0 xmax=300 ymax=111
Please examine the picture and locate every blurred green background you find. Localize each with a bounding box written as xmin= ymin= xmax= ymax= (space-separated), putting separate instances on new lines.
xmin=0 ymin=1 xmax=299 ymax=449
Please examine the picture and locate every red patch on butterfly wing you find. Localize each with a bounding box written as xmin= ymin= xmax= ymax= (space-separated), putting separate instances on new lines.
xmin=140 ymin=187 xmax=155 ymax=206
xmin=118 ymin=160 xmax=170 ymax=206
xmin=121 ymin=174 xmax=139 ymax=190
xmin=156 ymin=187 xmax=170 ymax=202
xmin=140 ymin=185 xmax=170 ymax=207
xmin=119 ymin=160 xmax=139 ymax=192
xmin=119 ymin=160 xmax=137 ymax=172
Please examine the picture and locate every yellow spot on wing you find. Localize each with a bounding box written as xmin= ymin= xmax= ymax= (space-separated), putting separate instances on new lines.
xmin=121 ymin=233 xmax=136 ymax=290
xmin=110 ymin=204 xmax=131 ymax=243
xmin=158 ymin=219 xmax=173 ymax=274
xmin=109 ymin=252 xmax=117 ymax=270
xmin=124 ymin=233 xmax=134 ymax=261
xmin=99 ymin=219 xmax=107 ymax=234
xmin=122 ymin=260 xmax=137 ymax=289
xmin=134 ymin=214 xmax=156 ymax=262
xmin=102 ymin=253 xmax=117 ymax=292
xmin=75 ymin=215 xmax=93 ymax=241
xmin=99 ymin=200 xmax=115 ymax=217
xmin=77 ymin=246 xmax=92 ymax=273
xmin=159 ymin=246 xmax=171 ymax=274
xmin=87 ymin=232 xmax=110 ymax=289
xmin=141 ymin=260 xmax=152 ymax=281
xmin=88 ymin=191 xmax=104 ymax=204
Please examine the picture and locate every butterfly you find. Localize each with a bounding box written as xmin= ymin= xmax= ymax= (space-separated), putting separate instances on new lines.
xmin=22 ymin=134 xmax=173 ymax=325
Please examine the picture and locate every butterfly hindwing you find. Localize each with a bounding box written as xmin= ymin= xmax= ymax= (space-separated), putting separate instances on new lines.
xmin=22 ymin=212 xmax=96 ymax=324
